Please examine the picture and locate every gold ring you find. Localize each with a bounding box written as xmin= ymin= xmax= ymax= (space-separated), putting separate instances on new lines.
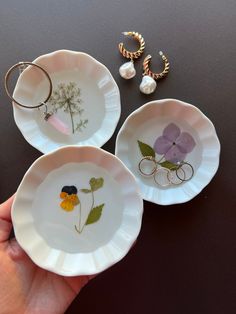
xmin=176 ymin=162 xmax=194 ymax=182
xmin=138 ymin=156 xmax=157 ymax=176
xmin=153 ymin=167 xmax=171 ymax=187
xmin=167 ymin=166 xmax=186 ymax=185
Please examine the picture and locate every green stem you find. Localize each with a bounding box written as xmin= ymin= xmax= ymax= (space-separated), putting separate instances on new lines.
xmin=80 ymin=190 xmax=94 ymax=234
xmin=91 ymin=190 xmax=95 ymax=209
xmin=79 ymin=202 xmax=82 ymax=231
xmin=74 ymin=225 xmax=81 ymax=234
xmin=67 ymin=101 xmax=75 ymax=133
xmin=156 ymin=155 xmax=165 ymax=164
xmin=74 ymin=202 xmax=82 ymax=234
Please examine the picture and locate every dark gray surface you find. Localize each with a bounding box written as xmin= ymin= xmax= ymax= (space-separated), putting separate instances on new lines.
xmin=0 ymin=1 xmax=235 ymax=313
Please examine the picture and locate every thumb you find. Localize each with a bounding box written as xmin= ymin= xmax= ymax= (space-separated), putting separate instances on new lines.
xmin=0 ymin=195 xmax=15 ymax=242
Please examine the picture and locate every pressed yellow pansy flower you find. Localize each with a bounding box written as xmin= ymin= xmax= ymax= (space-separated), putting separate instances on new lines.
xmin=60 ymin=191 xmax=68 ymax=199
xmin=60 ymin=186 xmax=80 ymax=212
xmin=67 ymin=194 xmax=80 ymax=205
xmin=60 ymin=199 xmax=75 ymax=211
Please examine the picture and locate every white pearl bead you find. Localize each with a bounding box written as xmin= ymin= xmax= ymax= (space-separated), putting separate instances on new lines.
xmin=139 ymin=75 xmax=157 ymax=94
xmin=119 ymin=61 xmax=136 ymax=79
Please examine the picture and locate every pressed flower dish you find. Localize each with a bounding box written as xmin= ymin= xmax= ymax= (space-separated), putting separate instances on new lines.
xmin=12 ymin=146 xmax=143 ymax=276
xmin=115 ymin=99 xmax=221 ymax=205
xmin=12 ymin=50 xmax=121 ymax=153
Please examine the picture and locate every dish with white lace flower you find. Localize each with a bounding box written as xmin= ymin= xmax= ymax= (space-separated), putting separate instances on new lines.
xmin=12 ymin=50 xmax=121 ymax=153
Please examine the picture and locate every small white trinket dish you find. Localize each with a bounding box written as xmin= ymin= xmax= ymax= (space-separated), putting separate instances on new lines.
xmin=12 ymin=50 xmax=121 ymax=153
xmin=115 ymin=99 xmax=221 ymax=205
xmin=12 ymin=146 xmax=143 ymax=276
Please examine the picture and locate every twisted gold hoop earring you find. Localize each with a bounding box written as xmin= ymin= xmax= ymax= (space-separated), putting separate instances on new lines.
xmin=118 ymin=31 xmax=145 ymax=79
xmin=140 ymin=51 xmax=170 ymax=94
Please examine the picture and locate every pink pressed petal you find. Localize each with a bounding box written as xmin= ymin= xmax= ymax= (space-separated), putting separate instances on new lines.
xmin=154 ymin=136 xmax=173 ymax=154
xmin=47 ymin=114 xmax=70 ymax=135
xmin=176 ymin=132 xmax=196 ymax=153
xmin=163 ymin=123 xmax=181 ymax=142
xmin=165 ymin=145 xmax=186 ymax=163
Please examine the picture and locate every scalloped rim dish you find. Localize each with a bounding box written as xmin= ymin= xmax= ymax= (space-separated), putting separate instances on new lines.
xmin=115 ymin=99 xmax=221 ymax=205
xmin=12 ymin=50 xmax=121 ymax=153
xmin=12 ymin=146 xmax=143 ymax=276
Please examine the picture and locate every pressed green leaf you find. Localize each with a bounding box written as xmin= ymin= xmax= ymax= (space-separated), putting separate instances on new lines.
xmin=137 ymin=140 xmax=155 ymax=158
xmin=80 ymin=189 xmax=91 ymax=193
xmin=160 ymin=161 xmax=178 ymax=170
xmin=85 ymin=204 xmax=104 ymax=225
xmin=89 ymin=177 xmax=104 ymax=192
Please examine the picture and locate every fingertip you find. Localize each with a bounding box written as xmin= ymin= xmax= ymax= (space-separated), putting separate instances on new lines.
xmin=0 ymin=194 xmax=16 ymax=222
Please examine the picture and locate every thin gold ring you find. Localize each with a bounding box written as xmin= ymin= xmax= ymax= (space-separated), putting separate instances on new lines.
xmin=4 ymin=62 xmax=53 ymax=109
xmin=176 ymin=162 xmax=194 ymax=182
xmin=138 ymin=156 xmax=157 ymax=176
xmin=167 ymin=166 xmax=186 ymax=185
xmin=153 ymin=167 xmax=171 ymax=187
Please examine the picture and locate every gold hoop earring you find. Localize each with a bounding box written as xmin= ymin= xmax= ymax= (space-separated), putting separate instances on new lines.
xmin=118 ymin=31 xmax=145 ymax=79
xmin=140 ymin=51 xmax=170 ymax=94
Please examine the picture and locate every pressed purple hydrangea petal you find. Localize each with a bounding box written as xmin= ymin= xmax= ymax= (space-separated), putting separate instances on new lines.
xmin=175 ymin=132 xmax=196 ymax=153
xmin=153 ymin=123 xmax=196 ymax=162
xmin=164 ymin=145 xmax=186 ymax=163
xmin=163 ymin=123 xmax=181 ymax=142
xmin=154 ymin=136 xmax=173 ymax=154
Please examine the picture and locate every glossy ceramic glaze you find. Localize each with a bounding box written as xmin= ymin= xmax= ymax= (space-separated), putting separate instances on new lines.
xmin=12 ymin=146 xmax=143 ymax=276
xmin=115 ymin=99 xmax=221 ymax=205
xmin=12 ymin=50 xmax=121 ymax=153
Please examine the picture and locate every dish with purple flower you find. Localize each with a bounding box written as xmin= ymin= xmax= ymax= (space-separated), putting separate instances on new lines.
xmin=115 ymin=99 xmax=220 ymax=205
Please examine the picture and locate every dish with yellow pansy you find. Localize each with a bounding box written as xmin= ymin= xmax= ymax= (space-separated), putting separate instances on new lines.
xmin=12 ymin=146 xmax=143 ymax=276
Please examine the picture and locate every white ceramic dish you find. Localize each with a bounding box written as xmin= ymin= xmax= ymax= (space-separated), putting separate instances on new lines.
xmin=12 ymin=50 xmax=121 ymax=153
xmin=115 ymin=99 xmax=221 ymax=205
xmin=12 ymin=146 xmax=143 ymax=276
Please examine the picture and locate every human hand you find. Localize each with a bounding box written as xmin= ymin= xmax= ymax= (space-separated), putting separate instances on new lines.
xmin=0 ymin=195 xmax=93 ymax=314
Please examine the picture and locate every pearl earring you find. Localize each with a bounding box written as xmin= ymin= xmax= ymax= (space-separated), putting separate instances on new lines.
xmin=140 ymin=51 xmax=170 ymax=94
xmin=118 ymin=31 xmax=145 ymax=79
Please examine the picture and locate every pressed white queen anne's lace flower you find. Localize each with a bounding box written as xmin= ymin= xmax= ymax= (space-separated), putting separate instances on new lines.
xmin=48 ymin=82 xmax=88 ymax=134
